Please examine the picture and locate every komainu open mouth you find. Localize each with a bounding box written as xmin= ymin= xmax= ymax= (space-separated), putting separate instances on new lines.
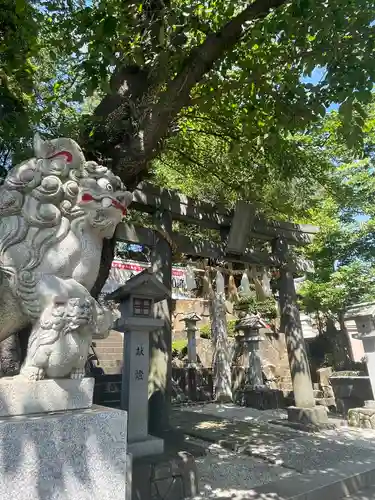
xmin=81 ymin=193 xmax=127 ymax=215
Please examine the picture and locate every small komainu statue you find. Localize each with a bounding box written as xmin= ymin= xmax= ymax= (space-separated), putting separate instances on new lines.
xmin=0 ymin=134 xmax=132 ymax=380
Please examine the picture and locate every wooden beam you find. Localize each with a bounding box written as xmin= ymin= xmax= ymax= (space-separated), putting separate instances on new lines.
xmin=172 ymin=233 xmax=282 ymax=266
xmin=115 ymin=223 xmax=155 ymax=247
xmin=115 ymin=223 xmax=314 ymax=271
xmin=131 ymin=182 xmax=319 ymax=245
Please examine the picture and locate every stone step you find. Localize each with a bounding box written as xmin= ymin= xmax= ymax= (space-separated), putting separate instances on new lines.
xmin=95 ymin=342 xmax=123 ymax=348
xmin=315 ymin=397 xmax=336 ymax=408
xmin=251 ymin=459 xmax=375 ymax=500
xmin=96 ymin=347 xmax=123 ymax=354
xmin=97 ymin=354 xmax=122 ymax=362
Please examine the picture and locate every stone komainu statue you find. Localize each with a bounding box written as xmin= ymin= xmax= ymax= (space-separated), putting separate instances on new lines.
xmin=0 ymin=134 xmax=132 ymax=379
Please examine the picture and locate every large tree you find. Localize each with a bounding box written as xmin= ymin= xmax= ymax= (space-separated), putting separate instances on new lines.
xmin=2 ymin=0 xmax=375 ymax=181
xmin=298 ymin=101 xmax=375 ymax=332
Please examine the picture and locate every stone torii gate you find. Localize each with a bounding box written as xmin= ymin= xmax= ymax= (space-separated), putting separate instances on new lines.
xmin=115 ymin=182 xmax=326 ymax=432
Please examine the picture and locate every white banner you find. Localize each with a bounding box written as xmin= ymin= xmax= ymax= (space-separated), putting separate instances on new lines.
xmin=102 ymin=260 xmax=193 ymax=299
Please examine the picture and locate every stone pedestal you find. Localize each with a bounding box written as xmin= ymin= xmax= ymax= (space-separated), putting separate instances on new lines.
xmin=0 ymin=405 xmax=127 ymax=500
xmin=240 ymin=386 xmax=285 ymax=410
xmin=287 ymin=405 xmax=329 ymax=426
xmin=0 ymin=377 xmax=94 ymax=417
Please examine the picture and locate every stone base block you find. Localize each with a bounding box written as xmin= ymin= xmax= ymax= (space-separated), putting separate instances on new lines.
xmin=132 ymin=451 xmax=198 ymax=500
xmin=0 ymin=377 xmax=94 ymax=417
xmin=129 ymin=434 xmax=164 ymax=458
xmin=348 ymin=405 xmax=375 ymax=428
xmin=239 ymin=387 xmax=285 ymax=410
xmin=287 ymin=405 xmax=329 ymax=426
xmin=0 ymin=405 xmax=127 ymax=500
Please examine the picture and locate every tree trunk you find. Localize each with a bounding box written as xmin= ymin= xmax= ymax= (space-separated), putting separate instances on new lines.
xmin=211 ymin=290 xmax=233 ymax=403
xmin=91 ymin=237 xmax=116 ymax=300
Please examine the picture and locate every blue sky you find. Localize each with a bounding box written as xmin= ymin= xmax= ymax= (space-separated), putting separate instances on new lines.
xmin=301 ymin=66 xmax=339 ymax=112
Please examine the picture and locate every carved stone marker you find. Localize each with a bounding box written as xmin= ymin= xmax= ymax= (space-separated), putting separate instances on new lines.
xmin=108 ymin=268 xmax=171 ymax=458
xmin=0 ymin=135 xmax=131 ymax=499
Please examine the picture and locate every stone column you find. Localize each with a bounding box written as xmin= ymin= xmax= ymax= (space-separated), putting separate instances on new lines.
xmin=149 ymin=210 xmax=173 ymax=434
xmin=276 ymin=239 xmax=328 ymax=425
xmin=246 ymin=336 xmax=263 ymax=387
xmin=275 ymin=238 xmax=314 ymax=408
xmin=279 ymin=263 xmax=315 ymax=408
xmin=180 ymin=313 xmax=202 ymax=365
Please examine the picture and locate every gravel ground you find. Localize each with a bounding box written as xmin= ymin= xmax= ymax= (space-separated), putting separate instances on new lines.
xmin=188 ymin=438 xmax=298 ymax=499
xmin=176 ymin=404 xmax=375 ymax=498
xmin=179 ymin=403 xmax=288 ymax=423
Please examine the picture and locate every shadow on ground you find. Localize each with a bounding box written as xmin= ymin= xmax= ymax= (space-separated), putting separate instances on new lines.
xmin=171 ymin=405 xmax=375 ymax=500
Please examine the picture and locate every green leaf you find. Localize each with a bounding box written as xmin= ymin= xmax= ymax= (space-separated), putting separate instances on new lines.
xmin=339 ymin=100 xmax=353 ymax=122
xmin=356 ymin=90 xmax=373 ymax=104
xmin=102 ymin=16 xmax=117 ymax=35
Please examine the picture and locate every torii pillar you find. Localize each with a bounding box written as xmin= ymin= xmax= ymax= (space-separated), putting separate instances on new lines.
xmin=275 ymin=238 xmax=328 ymax=426
xmin=149 ymin=210 xmax=173 ymax=434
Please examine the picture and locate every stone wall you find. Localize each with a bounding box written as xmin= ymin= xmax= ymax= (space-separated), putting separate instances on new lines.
xmin=94 ymin=330 xmax=123 ymax=374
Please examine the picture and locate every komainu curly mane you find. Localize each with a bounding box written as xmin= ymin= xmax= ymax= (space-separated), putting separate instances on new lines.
xmin=0 ymin=134 xmax=131 ymax=320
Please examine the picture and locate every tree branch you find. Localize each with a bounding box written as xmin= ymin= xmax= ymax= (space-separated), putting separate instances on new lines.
xmin=113 ymin=0 xmax=288 ymax=178
xmin=168 ymin=145 xmax=242 ymax=193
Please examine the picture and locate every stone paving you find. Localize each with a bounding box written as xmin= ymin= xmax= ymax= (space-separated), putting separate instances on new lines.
xmin=171 ymin=403 xmax=375 ymax=499
xmin=350 ymin=487 xmax=375 ymax=499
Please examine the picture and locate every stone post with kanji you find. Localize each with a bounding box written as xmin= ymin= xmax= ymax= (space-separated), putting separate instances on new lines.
xmin=107 ymin=268 xmax=171 ymax=458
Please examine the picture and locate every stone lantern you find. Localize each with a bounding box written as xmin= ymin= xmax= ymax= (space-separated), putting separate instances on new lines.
xmin=235 ymin=314 xmax=266 ymax=388
xmin=107 ymin=268 xmax=171 ymax=458
xmin=344 ymin=302 xmax=375 ymax=399
xmin=180 ymin=312 xmax=202 ymax=365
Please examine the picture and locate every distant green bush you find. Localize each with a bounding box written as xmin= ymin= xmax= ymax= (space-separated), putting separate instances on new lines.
xmin=234 ymin=296 xmax=277 ymax=321
xmin=199 ymin=324 xmax=211 ymax=339
xmin=172 ymin=339 xmax=188 ymax=357
xmin=199 ymin=318 xmax=238 ymax=339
